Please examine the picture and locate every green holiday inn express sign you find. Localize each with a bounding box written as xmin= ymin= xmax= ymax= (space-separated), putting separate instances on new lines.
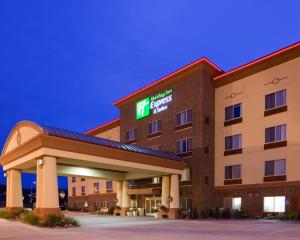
xmin=136 ymin=89 xmax=173 ymax=120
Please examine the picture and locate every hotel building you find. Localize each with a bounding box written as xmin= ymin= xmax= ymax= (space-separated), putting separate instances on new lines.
xmin=68 ymin=41 xmax=300 ymax=217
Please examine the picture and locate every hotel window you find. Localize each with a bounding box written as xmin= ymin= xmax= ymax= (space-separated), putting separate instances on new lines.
xmin=71 ymin=177 xmax=76 ymax=183
xmin=265 ymin=89 xmax=286 ymax=110
xmin=263 ymin=196 xmax=285 ymax=213
xmin=180 ymin=198 xmax=192 ymax=211
xmin=81 ymin=178 xmax=85 ymax=181
xmin=225 ymin=134 xmax=242 ymax=151
xmin=128 ymin=180 xmax=136 ymax=187
xmin=225 ymin=165 xmax=241 ymax=180
xmin=176 ymin=109 xmax=192 ymax=126
xmin=126 ymin=128 xmax=137 ymax=142
xmin=176 ymin=138 xmax=192 ymax=153
xmin=148 ymin=120 xmax=161 ymax=135
xmin=81 ymin=186 xmax=85 ymax=195
xmin=106 ymin=181 xmax=113 ymax=191
xmin=72 ymin=187 xmax=76 ymax=196
xmin=94 ymin=182 xmax=100 ymax=193
xmin=225 ymin=103 xmax=242 ymax=121
xmin=181 ymin=167 xmax=192 ymax=181
xmin=265 ymin=159 xmax=286 ymax=176
xmin=102 ymin=200 xmax=108 ymax=209
xmin=224 ymin=197 xmax=241 ymax=210
xmin=265 ymin=124 xmax=286 ymax=143
xmin=152 ymin=177 xmax=160 ymax=184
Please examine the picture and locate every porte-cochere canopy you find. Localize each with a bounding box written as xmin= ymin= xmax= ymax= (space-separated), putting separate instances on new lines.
xmin=1 ymin=121 xmax=185 ymax=178
xmin=0 ymin=121 xmax=185 ymax=219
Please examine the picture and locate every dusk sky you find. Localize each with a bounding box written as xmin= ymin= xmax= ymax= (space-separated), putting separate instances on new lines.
xmin=0 ymin=0 xmax=300 ymax=188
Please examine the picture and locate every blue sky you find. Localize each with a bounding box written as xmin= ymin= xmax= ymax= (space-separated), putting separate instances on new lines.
xmin=0 ymin=0 xmax=300 ymax=188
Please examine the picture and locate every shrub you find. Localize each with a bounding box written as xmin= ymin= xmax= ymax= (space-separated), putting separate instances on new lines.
xmin=222 ymin=207 xmax=232 ymax=219
xmin=108 ymin=207 xmax=115 ymax=215
xmin=20 ymin=211 xmax=40 ymax=226
xmin=201 ymin=207 xmax=209 ymax=219
xmin=0 ymin=210 xmax=23 ymax=219
xmin=62 ymin=217 xmax=79 ymax=227
xmin=233 ymin=209 xmax=248 ymax=219
xmin=43 ymin=214 xmax=64 ymax=227
xmin=215 ymin=208 xmax=221 ymax=219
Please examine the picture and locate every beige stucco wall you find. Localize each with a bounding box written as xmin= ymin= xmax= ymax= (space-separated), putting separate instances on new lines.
xmin=68 ymin=125 xmax=120 ymax=196
xmin=215 ymin=56 xmax=300 ymax=186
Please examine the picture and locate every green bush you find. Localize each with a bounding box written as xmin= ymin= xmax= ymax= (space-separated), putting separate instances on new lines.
xmin=215 ymin=208 xmax=221 ymax=219
xmin=62 ymin=217 xmax=80 ymax=227
xmin=43 ymin=214 xmax=63 ymax=227
xmin=0 ymin=210 xmax=24 ymax=219
xmin=201 ymin=207 xmax=209 ymax=219
xmin=42 ymin=214 xmax=79 ymax=227
xmin=222 ymin=207 xmax=232 ymax=219
xmin=233 ymin=209 xmax=248 ymax=219
xmin=20 ymin=211 xmax=40 ymax=226
xmin=108 ymin=207 xmax=115 ymax=215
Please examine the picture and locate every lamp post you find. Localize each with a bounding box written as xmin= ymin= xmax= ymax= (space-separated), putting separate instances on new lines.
xmin=30 ymin=181 xmax=36 ymax=208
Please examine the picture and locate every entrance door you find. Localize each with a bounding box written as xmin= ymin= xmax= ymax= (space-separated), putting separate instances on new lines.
xmin=145 ymin=197 xmax=161 ymax=216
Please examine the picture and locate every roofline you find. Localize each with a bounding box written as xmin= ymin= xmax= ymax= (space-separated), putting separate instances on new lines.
xmin=213 ymin=41 xmax=300 ymax=81
xmin=113 ymin=57 xmax=223 ymax=106
xmin=84 ymin=117 xmax=120 ymax=135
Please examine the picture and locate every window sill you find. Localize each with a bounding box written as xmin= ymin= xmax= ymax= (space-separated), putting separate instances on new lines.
xmin=93 ymin=191 xmax=100 ymax=194
xmin=106 ymin=189 xmax=113 ymax=193
xmin=264 ymin=105 xmax=287 ymax=117
xmin=264 ymin=140 xmax=287 ymax=149
xmin=125 ymin=139 xmax=137 ymax=144
xmin=176 ymin=151 xmax=192 ymax=158
xmin=224 ymin=117 xmax=242 ymax=127
xmin=179 ymin=180 xmax=192 ymax=186
xmin=264 ymin=175 xmax=286 ymax=182
xmin=147 ymin=132 xmax=161 ymax=139
xmin=174 ymin=122 xmax=192 ymax=131
xmin=224 ymin=179 xmax=242 ymax=185
xmin=224 ymin=148 xmax=242 ymax=156
xmin=81 ymin=193 xmax=86 ymax=196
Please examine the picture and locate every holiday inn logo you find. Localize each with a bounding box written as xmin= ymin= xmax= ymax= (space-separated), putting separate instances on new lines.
xmin=135 ymin=89 xmax=173 ymax=120
xmin=136 ymin=97 xmax=150 ymax=119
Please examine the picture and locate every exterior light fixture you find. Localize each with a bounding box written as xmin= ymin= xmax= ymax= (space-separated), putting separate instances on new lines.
xmin=168 ymin=196 xmax=173 ymax=202
xmin=38 ymin=159 xmax=44 ymax=166
xmin=3 ymin=171 xmax=6 ymax=177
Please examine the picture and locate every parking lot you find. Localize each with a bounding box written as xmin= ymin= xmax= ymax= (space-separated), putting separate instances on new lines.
xmin=0 ymin=213 xmax=300 ymax=240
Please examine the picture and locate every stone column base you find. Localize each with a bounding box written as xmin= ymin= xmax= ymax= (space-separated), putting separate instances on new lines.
xmin=168 ymin=208 xmax=181 ymax=219
xmin=120 ymin=208 xmax=128 ymax=216
xmin=35 ymin=208 xmax=61 ymax=220
xmin=5 ymin=207 xmax=23 ymax=213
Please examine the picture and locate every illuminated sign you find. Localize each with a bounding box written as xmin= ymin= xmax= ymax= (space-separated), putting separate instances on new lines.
xmin=136 ymin=89 xmax=173 ymax=120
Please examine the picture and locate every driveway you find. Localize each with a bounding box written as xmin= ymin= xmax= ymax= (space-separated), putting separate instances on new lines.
xmin=0 ymin=212 xmax=300 ymax=240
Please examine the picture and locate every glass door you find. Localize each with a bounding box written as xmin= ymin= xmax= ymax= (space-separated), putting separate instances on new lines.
xmin=145 ymin=197 xmax=161 ymax=216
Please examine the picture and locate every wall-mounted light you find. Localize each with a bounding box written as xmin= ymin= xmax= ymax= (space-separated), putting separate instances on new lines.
xmin=38 ymin=159 xmax=44 ymax=166
xmin=3 ymin=171 xmax=7 ymax=178
xmin=168 ymin=196 xmax=173 ymax=202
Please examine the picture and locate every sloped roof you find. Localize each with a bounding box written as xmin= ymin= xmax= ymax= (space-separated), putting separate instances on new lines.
xmin=21 ymin=121 xmax=182 ymax=162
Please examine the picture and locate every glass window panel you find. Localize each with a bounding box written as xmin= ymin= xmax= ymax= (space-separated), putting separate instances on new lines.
xmin=182 ymin=111 xmax=187 ymax=125
xmin=176 ymin=113 xmax=181 ymax=126
xmin=265 ymin=93 xmax=275 ymax=110
xmin=264 ymin=197 xmax=275 ymax=212
xmin=187 ymin=138 xmax=192 ymax=152
xmin=276 ymin=90 xmax=286 ymax=107
xmin=274 ymin=196 xmax=285 ymax=212
xmin=265 ymin=160 xmax=275 ymax=176
xmin=225 ymin=166 xmax=232 ymax=179
xmin=232 ymin=197 xmax=241 ymax=210
xmin=233 ymin=104 xmax=241 ymax=118
xmin=233 ymin=134 xmax=241 ymax=149
xmin=276 ymin=124 xmax=286 ymax=141
xmin=275 ymin=159 xmax=286 ymax=176
xmin=225 ymin=136 xmax=233 ymax=150
xmin=265 ymin=127 xmax=275 ymax=143
xmin=233 ymin=165 xmax=241 ymax=179
xmin=225 ymin=106 xmax=233 ymax=121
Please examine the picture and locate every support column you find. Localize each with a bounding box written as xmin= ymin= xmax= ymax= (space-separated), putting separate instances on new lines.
xmin=121 ymin=180 xmax=129 ymax=216
xmin=6 ymin=169 xmax=23 ymax=212
xmin=35 ymin=156 xmax=60 ymax=220
xmin=169 ymin=174 xmax=180 ymax=219
xmin=162 ymin=176 xmax=170 ymax=208
xmin=116 ymin=180 xmax=123 ymax=207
